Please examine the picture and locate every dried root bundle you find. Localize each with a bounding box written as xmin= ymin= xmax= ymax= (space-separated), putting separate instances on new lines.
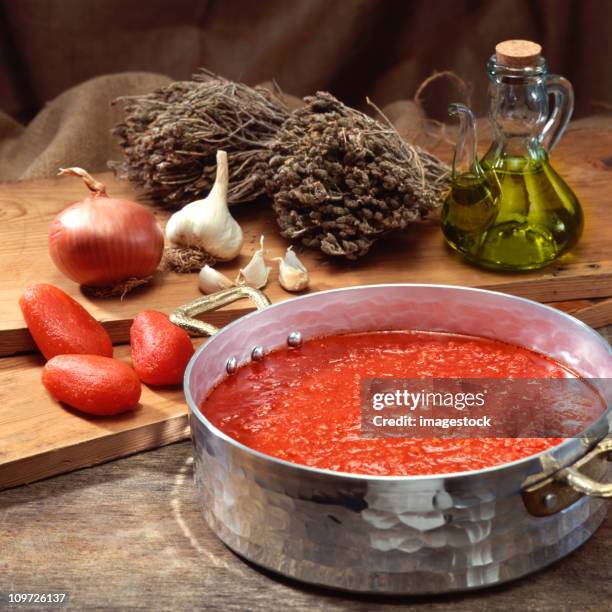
xmin=265 ymin=93 xmax=450 ymax=259
xmin=161 ymin=247 xmax=216 ymax=273
xmin=110 ymin=70 xmax=289 ymax=207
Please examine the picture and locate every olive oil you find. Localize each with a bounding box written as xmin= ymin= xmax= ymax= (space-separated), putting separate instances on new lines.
xmin=441 ymin=173 xmax=498 ymax=258
xmin=442 ymin=42 xmax=582 ymax=271
xmin=443 ymin=156 xmax=583 ymax=270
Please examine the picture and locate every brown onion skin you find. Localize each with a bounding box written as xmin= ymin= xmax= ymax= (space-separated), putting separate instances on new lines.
xmin=49 ymin=196 xmax=164 ymax=287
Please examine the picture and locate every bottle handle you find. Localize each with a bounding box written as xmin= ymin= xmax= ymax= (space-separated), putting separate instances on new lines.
xmin=448 ymin=103 xmax=481 ymax=178
xmin=540 ymin=74 xmax=574 ymax=153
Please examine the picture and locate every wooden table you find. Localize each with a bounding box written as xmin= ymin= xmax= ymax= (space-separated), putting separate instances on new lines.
xmin=1 ymin=440 xmax=610 ymax=611
xmin=3 ymin=116 xmax=612 ymax=609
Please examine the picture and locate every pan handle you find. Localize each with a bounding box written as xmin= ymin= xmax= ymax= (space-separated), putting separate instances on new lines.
xmin=170 ymin=286 xmax=271 ymax=337
xmin=558 ymin=437 xmax=612 ymax=497
xmin=523 ymin=437 xmax=612 ymax=516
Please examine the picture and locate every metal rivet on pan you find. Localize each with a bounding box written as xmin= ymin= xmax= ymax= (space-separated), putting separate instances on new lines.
xmin=251 ymin=345 xmax=265 ymax=361
xmin=287 ymin=331 xmax=303 ymax=348
xmin=226 ymin=357 xmax=238 ymax=374
xmin=543 ymin=492 xmax=558 ymax=510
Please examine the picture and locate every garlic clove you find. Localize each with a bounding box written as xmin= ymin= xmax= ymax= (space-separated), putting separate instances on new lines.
xmin=165 ymin=150 xmax=244 ymax=261
xmin=275 ymin=246 xmax=309 ymax=292
xmin=236 ymin=235 xmax=271 ymax=289
xmin=198 ymin=265 xmax=234 ymax=294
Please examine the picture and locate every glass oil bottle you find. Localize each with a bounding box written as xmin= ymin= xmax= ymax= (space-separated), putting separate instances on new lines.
xmin=442 ymin=40 xmax=583 ymax=271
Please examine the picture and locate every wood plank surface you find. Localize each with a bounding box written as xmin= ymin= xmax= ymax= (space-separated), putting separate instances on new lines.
xmin=0 ymin=342 xmax=203 ymax=490
xmin=1 ymin=116 xmax=612 ymax=357
xmin=1 ymin=440 xmax=610 ymax=611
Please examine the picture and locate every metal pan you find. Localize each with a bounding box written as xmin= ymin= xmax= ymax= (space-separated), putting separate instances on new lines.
xmin=173 ymin=284 xmax=612 ymax=594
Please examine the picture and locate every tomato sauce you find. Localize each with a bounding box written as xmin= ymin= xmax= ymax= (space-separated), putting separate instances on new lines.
xmin=202 ymin=331 xmax=572 ymax=475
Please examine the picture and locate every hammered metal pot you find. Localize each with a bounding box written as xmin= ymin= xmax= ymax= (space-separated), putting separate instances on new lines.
xmin=174 ymin=284 xmax=612 ymax=594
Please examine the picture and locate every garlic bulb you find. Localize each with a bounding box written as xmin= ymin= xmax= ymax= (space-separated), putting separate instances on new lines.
xmin=165 ymin=150 xmax=243 ymax=261
xmin=275 ymin=247 xmax=309 ymax=292
xmin=236 ymin=235 xmax=271 ymax=289
xmin=198 ymin=265 xmax=234 ymax=294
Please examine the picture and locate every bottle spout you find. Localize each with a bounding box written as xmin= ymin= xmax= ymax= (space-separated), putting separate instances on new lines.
xmin=449 ymin=103 xmax=485 ymax=180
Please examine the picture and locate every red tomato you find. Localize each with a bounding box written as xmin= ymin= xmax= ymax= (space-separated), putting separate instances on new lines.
xmin=42 ymin=354 xmax=141 ymax=416
xmin=19 ymin=283 xmax=112 ymax=360
xmin=130 ymin=310 xmax=194 ymax=385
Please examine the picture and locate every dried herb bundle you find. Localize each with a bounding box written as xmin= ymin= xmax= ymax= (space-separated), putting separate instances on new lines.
xmin=111 ymin=74 xmax=451 ymax=259
xmin=265 ymin=93 xmax=450 ymax=259
xmin=110 ymin=71 xmax=289 ymax=207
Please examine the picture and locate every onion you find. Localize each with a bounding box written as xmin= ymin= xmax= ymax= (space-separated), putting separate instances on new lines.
xmin=49 ymin=168 xmax=164 ymax=288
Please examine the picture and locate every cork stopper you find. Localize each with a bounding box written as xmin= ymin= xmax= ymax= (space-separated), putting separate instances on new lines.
xmin=495 ymin=40 xmax=542 ymax=68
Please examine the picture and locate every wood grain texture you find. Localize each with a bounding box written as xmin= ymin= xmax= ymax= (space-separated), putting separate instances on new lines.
xmin=2 ymin=117 xmax=612 ymax=357
xmin=570 ymin=297 xmax=612 ymax=329
xmin=0 ymin=342 xmax=204 ymax=491
xmin=1 ymin=441 xmax=610 ymax=611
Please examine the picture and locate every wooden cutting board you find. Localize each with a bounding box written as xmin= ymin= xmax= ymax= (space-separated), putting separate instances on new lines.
xmin=2 ymin=117 xmax=612 ymax=357
xmin=0 ymin=341 xmax=204 ymax=491
xmin=2 ymin=117 xmax=612 ymax=490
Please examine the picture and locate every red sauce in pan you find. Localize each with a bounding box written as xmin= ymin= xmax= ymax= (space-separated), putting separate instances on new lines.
xmin=202 ymin=331 xmax=571 ymax=475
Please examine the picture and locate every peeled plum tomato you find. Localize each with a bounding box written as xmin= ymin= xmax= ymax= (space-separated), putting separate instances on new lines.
xmin=203 ymin=331 xmax=571 ymax=476
xmin=19 ymin=283 xmax=112 ymax=360
xmin=42 ymin=354 xmax=141 ymax=416
xmin=130 ymin=310 xmax=194 ymax=385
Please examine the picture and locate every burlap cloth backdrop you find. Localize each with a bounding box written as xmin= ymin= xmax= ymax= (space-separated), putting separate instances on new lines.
xmin=1 ymin=0 xmax=611 ymax=181
xmin=0 ymin=73 xmax=173 ymax=181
